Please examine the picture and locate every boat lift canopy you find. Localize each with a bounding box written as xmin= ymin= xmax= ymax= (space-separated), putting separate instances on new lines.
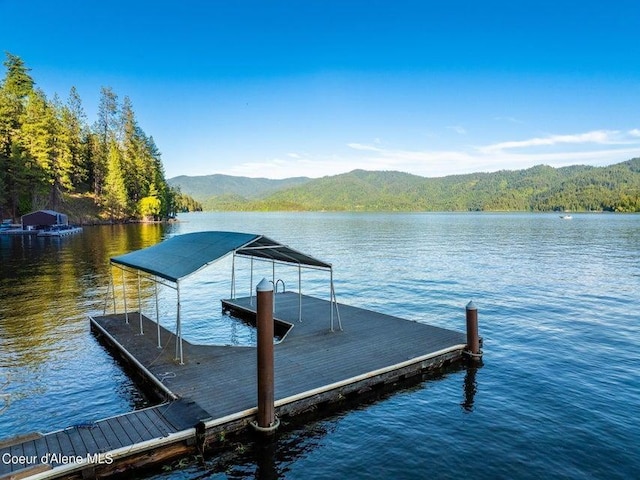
xmin=107 ymin=231 xmax=339 ymax=364
xmin=111 ymin=231 xmax=332 ymax=282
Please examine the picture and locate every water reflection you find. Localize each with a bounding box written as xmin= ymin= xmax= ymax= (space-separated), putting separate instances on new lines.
xmin=461 ymin=359 xmax=483 ymax=412
xmin=0 ymin=224 xmax=169 ymax=436
xmin=149 ymin=363 xmax=470 ymax=479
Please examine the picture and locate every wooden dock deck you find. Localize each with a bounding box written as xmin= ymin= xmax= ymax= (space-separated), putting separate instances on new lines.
xmin=0 ymin=292 xmax=467 ymax=479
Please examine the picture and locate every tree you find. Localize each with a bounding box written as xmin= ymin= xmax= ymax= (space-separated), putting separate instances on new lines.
xmin=2 ymin=53 xmax=34 ymax=98
xmin=60 ymin=87 xmax=89 ymax=188
xmin=102 ymin=140 xmax=127 ymax=220
xmin=0 ymin=52 xmax=35 ymax=217
xmin=138 ymin=182 xmax=161 ymax=220
xmin=91 ymin=86 xmax=118 ymax=199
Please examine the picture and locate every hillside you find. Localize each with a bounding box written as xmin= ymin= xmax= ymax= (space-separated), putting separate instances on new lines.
xmin=172 ymin=158 xmax=640 ymax=213
xmin=168 ymin=174 xmax=311 ymax=210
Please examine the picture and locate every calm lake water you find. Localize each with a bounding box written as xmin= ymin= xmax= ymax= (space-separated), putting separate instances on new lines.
xmin=1 ymin=212 xmax=638 ymax=479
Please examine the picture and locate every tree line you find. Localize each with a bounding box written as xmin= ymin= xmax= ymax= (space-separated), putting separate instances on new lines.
xmin=0 ymin=53 xmax=200 ymax=222
xmin=191 ymin=161 xmax=640 ymax=212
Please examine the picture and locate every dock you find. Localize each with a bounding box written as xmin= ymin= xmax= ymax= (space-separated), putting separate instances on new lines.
xmin=0 ymin=231 xmax=477 ymax=479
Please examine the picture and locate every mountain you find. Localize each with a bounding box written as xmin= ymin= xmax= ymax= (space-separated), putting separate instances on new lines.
xmin=170 ymin=158 xmax=640 ymax=212
xmin=168 ymin=174 xmax=311 ymax=208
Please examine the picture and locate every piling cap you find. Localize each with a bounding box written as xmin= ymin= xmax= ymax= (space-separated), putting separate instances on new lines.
xmin=466 ymin=300 xmax=477 ymax=310
xmin=256 ymin=277 xmax=273 ymax=292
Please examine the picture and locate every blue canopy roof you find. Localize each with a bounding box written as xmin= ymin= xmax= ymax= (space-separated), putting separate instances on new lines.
xmin=111 ymin=231 xmax=331 ymax=282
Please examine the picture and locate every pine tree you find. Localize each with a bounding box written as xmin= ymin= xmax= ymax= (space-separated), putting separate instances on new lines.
xmin=91 ymin=87 xmax=118 ymax=199
xmin=60 ymin=87 xmax=89 ymax=188
xmin=0 ymin=52 xmax=35 ymax=217
xmin=103 ymin=140 xmax=127 ymax=220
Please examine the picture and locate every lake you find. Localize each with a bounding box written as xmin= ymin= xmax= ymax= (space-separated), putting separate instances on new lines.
xmin=1 ymin=212 xmax=638 ymax=479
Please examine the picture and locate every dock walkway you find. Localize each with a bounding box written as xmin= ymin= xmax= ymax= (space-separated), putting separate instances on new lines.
xmin=0 ymin=400 xmax=208 ymax=479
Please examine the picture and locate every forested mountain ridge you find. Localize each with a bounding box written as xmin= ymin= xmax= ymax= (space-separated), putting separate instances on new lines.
xmin=173 ymin=159 xmax=640 ymax=212
xmin=169 ymin=174 xmax=310 ymax=203
xmin=0 ymin=53 xmax=201 ymax=222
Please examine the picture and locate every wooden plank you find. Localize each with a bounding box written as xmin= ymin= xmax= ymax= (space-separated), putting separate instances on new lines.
xmin=62 ymin=427 xmax=89 ymax=457
xmin=136 ymin=409 xmax=168 ymax=439
xmin=76 ymin=426 xmax=100 ymax=455
xmin=54 ymin=431 xmax=75 ymax=462
xmin=18 ymin=439 xmax=34 ymax=460
xmin=43 ymin=432 xmax=62 ymax=456
xmin=103 ymin=416 xmax=134 ymax=447
xmin=94 ymin=418 xmax=126 ymax=450
xmin=126 ymin=411 xmax=155 ymax=442
xmin=115 ymin=413 xmax=148 ymax=444
xmin=86 ymin=422 xmax=111 ymax=452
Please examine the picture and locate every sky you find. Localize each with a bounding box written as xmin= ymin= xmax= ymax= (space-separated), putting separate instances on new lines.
xmin=1 ymin=0 xmax=639 ymax=179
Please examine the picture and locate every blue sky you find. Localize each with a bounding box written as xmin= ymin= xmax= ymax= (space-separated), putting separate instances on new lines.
xmin=2 ymin=0 xmax=639 ymax=179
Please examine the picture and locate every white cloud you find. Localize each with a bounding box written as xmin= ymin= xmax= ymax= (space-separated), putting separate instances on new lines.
xmin=478 ymin=130 xmax=622 ymax=154
xmin=217 ymin=128 xmax=640 ymax=179
xmin=347 ymin=143 xmax=382 ymax=152
xmin=447 ymin=125 xmax=467 ymax=135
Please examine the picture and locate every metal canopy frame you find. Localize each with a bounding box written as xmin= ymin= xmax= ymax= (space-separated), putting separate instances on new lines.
xmin=103 ymin=232 xmax=342 ymax=365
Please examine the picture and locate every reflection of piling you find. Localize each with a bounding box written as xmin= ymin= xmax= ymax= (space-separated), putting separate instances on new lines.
xmin=462 ymin=364 xmax=478 ymax=412
xmin=251 ymin=278 xmax=280 ymax=434
xmin=255 ymin=435 xmax=279 ymax=480
xmin=465 ymin=301 xmax=482 ymax=360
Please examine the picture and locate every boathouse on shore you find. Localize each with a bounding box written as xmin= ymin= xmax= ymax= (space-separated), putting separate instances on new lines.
xmin=21 ymin=209 xmax=68 ymax=229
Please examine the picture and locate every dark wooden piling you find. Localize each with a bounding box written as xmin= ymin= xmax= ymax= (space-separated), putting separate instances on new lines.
xmin=465 ymin=301 xmax=481 ymax=359
xmin=253 ymin=278 xmax=279 ymax=433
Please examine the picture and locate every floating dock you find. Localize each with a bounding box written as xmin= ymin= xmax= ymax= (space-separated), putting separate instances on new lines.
xmin=0 ymin=231 xmax=477 ymax=479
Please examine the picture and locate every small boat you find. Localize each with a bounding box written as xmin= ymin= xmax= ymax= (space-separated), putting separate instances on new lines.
xmin=560 ymin=215 xmax=572 ymax=220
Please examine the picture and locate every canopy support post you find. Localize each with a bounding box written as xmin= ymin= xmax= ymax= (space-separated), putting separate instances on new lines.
xmin=155 ymin=279 xmax=161 ymax=349
xmin=175 ymin=281 xmax=183 ymax=364
xmin=231 ymin=253 xmax=236 ymax=299
xmin=298 ymin=264 xmax=302 ymax=322
xmin=330 ymin=269 xmax=334 ymax=331
xmin=111 ymin=267 xmax=117 ymax=314
xmin=331 ymin=277 xmax=343 ymax=331
xmin=103 ymin=267 xmax=114 ymax=315
xmin=272 ymin=261 xmax=276 ymax=314
xmin=122 ymin=268 xmax=129 ymax=324
xmin=138 ymin=271 xmax=143 ymax=335
xmin=249 ymin=256 xmax=254 ymax=307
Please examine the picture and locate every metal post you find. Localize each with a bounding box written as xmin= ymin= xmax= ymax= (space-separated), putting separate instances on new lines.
xmin=272 ymin=262 xmax=276 ymax=314
xmin=231 ymin=253 xmax=236 ymax=299
xmin=465 ymin=301 xmax=481 ymax=359
xmin=330 ymin=269 xmax=334 ymax=331
xmin=138 ymin=271 xmax=143 ymax=335
xmin=103 ymin=270 xmax=113 ymax=315
xmin=298 ymin=264 xmax=302 ymax=322
xmin=250 ymin=256 xmax=254 ymax=307
xmin=176 ymin=282 xmax=183 ymax=364
xmin=251 ymin=278 xmax=279 ymax=433
xmin=155 ymin=280 xmax=161 ymax=349
xmin=122 ymin=268 xmax=129 ymax=324
xmin=111 ymin=269 xmax=117 ymax=314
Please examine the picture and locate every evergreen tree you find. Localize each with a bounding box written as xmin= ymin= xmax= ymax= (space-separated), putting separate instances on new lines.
xmin=60 ymin=87 xmax=89 ymax=188
xmin=91 ymin=86 xmax=118 ymax=199
xmin=0 ymin=52 xmax=35 ymax=217
xmin=102 ymin=140 xmax=127 ymax=220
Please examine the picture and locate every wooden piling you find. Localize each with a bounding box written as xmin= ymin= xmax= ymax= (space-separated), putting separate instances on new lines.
xmin=465 ymin=301 xmax=481 ymax=359
xmin=252 ymin=278 xmax=279 ymax=433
